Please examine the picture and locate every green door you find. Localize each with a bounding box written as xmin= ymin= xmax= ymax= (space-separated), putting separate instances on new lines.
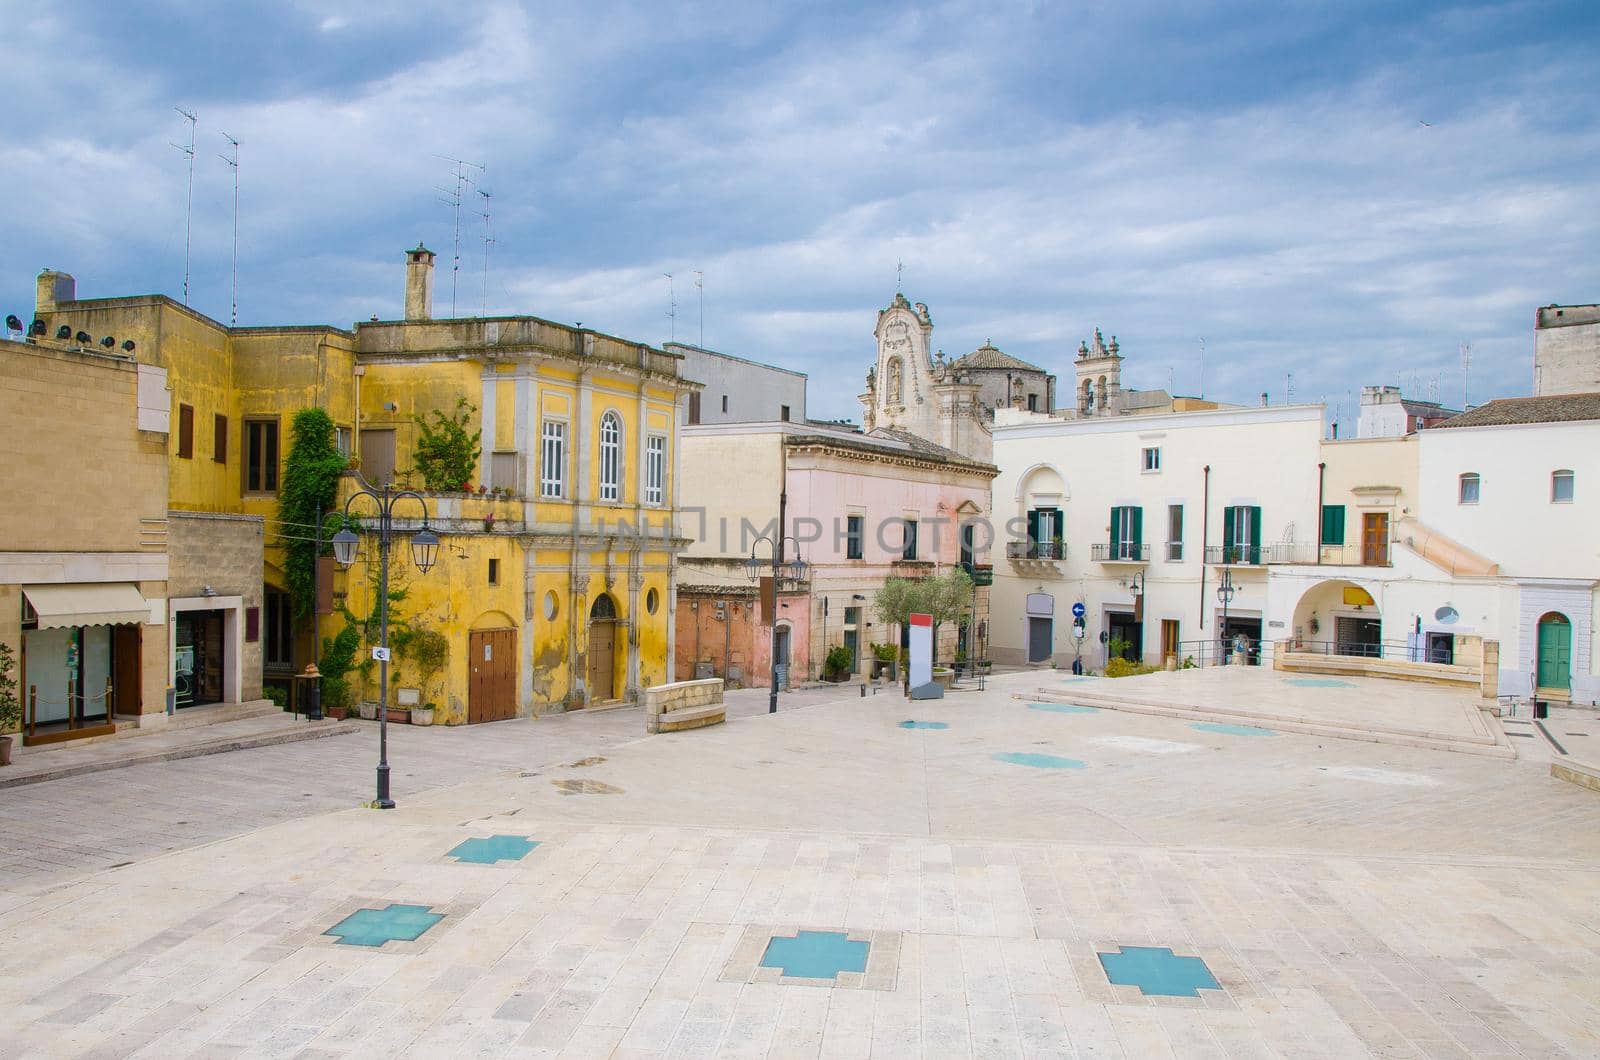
xmin=1537 ymin=615 xmax=1572 ymax=690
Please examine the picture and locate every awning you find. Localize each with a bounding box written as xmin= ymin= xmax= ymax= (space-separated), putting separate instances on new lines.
xmin=23 ymin=583 xmax=149 ymax=629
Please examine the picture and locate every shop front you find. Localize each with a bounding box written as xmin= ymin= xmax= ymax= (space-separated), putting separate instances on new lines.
xmin=20 ymin=583 xmax=151 ymax=744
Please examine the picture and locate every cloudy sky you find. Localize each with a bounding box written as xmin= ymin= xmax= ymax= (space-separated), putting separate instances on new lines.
xmin=4 ymin=1 xmax=1597 ymax=424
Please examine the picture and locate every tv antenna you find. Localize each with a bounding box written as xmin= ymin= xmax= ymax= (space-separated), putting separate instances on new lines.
xmin=693 ymin=270 xmax=704 ymax=347
xmin=664 ymin=273 xmax=676 ymax=341
xmin=219 ymin=133 xmax=240 ymax=325
xmin=171 ymin=107 xmax=198 ymax=305
xmin=1198 ymin=337 xmax=1206 ymax=398
xmin=433 ymin=154 xmax=484 ymax=317
xmin=1460 ymin=340 xmax=1471 ymax=408
xmin=1285 ymin=371 xmax=1294 ymax=406
xmin=477 ymin=188 xmax=494 ymax=317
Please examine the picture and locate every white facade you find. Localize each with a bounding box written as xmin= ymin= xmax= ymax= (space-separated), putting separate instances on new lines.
xmin=669 ymin=343 xmax=807 ymax=426
xmin=987 ymin=396 xmax=1600 ymax=705
xmin=1534 ymin=304 xmax=1600 ymax=397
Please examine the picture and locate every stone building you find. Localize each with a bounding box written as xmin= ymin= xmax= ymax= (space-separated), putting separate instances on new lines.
xmin=667 ymin=342 xmax=806 ymax=425
xmin=859 ymin=294 xmax=993 ymax=462
xmin=0 ymin=332 xmax=170 ymax=746
xmin=1534 ymin=303 xmax=1600 ymax=397
xmin=31 ymin=247 xmax=698 ymax=723
xmin=949 ymin=341 xmax=1054 ymax=419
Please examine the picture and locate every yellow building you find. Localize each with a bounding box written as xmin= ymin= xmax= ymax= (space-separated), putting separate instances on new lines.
xmin=32 ymin=246 xmax=695 ymax=724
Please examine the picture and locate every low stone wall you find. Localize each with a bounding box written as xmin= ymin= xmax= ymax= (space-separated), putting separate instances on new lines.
xmin=644 ymin=678 xmax=726 ymax=734
xmin=1551 ymin=758 xmax=1600 ymax=793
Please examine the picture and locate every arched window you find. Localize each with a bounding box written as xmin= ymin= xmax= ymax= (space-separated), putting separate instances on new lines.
xmin=1458 ymin=472 xmax=1480 ymax=505
xmin=599 ymin=411 xmax=622 ymax=501
xmin=1552 ymin=469 xmax=1575 ymax=503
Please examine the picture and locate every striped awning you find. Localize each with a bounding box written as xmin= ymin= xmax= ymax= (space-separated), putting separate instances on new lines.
xmin=23 ymin=583 xmax=149 ymax=629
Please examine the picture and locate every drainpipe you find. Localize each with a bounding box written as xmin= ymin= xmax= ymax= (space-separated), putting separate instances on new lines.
xmin=1316 ymin=461 xmax=1326 ymax=566
xmin=1199 ymin=465 xmax=1210 ymax=630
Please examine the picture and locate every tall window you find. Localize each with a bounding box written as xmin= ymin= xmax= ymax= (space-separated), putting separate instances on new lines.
xmin=335 ymin=426 xmax=352 ymax=457
xmin=213 ymin=413 xmax=228 ymax=463
xmin=1166 ymin=504 xmax=1183 ymax=561
xmin=960 ymin=523 xmax=975 ymax=567
xmin=902 ymin=519 xmax=918 ymax=561
xmin=263 ymin=588 xmax=293 ymax=669
xmin=1222 ymin=504 xmax=1262 ymax=563
xmin=1552 ymin=469 xmax=1574 ymax=503
xmin=1142 ymin=446 xmax=1161 ymax=472
xmin=687 ymin=392 xmax=701 ymax=424
xmin=177 ymin=404 xmax=194 ymax=459
xmin=1458 ymin=472 xmax=1480 ymax=505
xmin=1109 ymin=505 xmax=1142 ymax=560
xmin=1321 ymin=504 xmax=1346 ymax=546
xmin=245 ymin=418 xmax=279 ymax=493
xmin=780 ymin=404 xmax=791 ymax=422
xmin=599 ymin=412 xmax=622 ymax=501
xmin=846 ymin=515 xmax=864 ymax=560
xmin=540 ymin=420 xmax=566 ymax=498
xmin=645 ymin=435 xmax=665 ymax=505
xmin=1028 ymin=507 xmax=1063 ymax=558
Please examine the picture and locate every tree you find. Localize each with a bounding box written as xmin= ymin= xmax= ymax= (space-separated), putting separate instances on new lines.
xmin=872 ymin=567 xmax=974 ymax=665
xmin=279 ymin=408 xmax=348 ymax=620
xmin=0 ymin=641 xmax=20 ymax=736
xmin=411 ymin=397 xmax=482 ymax=491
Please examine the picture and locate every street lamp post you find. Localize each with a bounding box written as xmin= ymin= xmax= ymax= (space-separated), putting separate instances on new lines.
xmin=1216 ymin=568 xmax=1236 ymax=666
xmin=331 ymin=482 xmax=439 ymax=809
xmin=745 ymin=485 xmax=806 ymax=714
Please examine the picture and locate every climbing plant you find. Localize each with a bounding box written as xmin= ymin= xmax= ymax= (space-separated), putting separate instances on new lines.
xmin=411 ymin=397 xmax=482 ymax=491
xmin=278 ymin=408 xmax=348 ymax=620
xmin=0 ymin=641 xmax=20 ymax=735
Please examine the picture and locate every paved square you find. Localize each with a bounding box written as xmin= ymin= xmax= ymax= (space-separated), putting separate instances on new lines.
xmin=2 ymin=671 xmax=1598 ymax=1056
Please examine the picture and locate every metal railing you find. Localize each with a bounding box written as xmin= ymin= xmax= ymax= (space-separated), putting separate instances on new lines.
xmin=1204 ymin=543 xmax=1275 ymax=565
xmin=1090 ymin=542 xmax=1150 ymax=562
xmin=1005 ymin=541 xmax=1065 ymax=560
xmin=26 ymin=680 xmax=115 ymax=741
xmin=1279 ymin=638 xmax=1456 ymax=664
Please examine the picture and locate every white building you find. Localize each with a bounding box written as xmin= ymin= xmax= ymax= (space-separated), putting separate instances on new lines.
xmin=1356 ymin=385 xmax=1460 ymax=438
xmin=989 ymin=392 xmax=1600 ymax=704
xmin=669 ymin=342 xmax=807 ymax=426
xmin=1534 ymin=304 xmax=1600 ymax=397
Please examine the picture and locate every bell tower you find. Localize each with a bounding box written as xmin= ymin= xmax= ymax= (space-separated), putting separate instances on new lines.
xmin=1073 ymin=327 xmax=1123 ymax=416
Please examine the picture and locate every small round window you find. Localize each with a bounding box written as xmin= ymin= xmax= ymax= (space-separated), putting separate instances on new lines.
xmin=543 ymin=591 xmax=559 ymax=621
xmin=645 ymin=587 xmax=660 ymax=615
xmin=1434 ymin=605 xmax=1459 ymax=625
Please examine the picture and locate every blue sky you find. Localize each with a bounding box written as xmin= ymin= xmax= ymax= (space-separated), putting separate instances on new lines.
xmin=4 ymin=0 xmax=1598 ymax=425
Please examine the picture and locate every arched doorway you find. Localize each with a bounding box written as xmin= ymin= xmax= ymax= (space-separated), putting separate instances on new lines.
xmin=1290 ymin=579 xmax=1381 ymax=657
xmin=1537 ymin=612 xmax=1572 ymax=691
xmin=587 ymin=594 xmax=618 ymax=704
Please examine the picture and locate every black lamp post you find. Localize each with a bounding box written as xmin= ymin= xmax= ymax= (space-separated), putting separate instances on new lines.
xmin=745 ymin=508 xmax=807 ymax=714
xmin=1216 ymin=568 xmax=1236 ymax=666
xmin=330 ymin=483 xmax=439 ymax=809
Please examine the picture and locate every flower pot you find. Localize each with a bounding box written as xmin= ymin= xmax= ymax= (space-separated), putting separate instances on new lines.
xmin=325 ymin=706 xmax=348 ymax=720
xmin=358 ymin=701 xmax=378 ymax=721
xmin=412 ymin=706 xmax=435 ymax=726
xmin=0 ymin=735 xmax=12 ymax=767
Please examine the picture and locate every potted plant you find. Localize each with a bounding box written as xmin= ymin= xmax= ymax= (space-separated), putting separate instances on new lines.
xmin=0 ymin=642 xmax=20 ymax=766
xmin=824 ymin=645 xmax=854 ymax=682
xmin=483 ymin=511 xmax=496 ymax=531
xmin=413 ymin=701 xmax=437 ymax=726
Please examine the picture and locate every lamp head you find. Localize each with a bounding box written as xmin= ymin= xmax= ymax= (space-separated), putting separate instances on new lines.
xmin=331 ymin=527 xmax=360 ymax=567
xmin=409 ymin=526 xmax=440 ymax=574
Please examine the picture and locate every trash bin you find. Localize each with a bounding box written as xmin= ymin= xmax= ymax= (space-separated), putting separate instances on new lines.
xmin=296 ymin=664 xmax=323 ymax=721
xmin=1533 ymin=700 xmax=1548 ymax=720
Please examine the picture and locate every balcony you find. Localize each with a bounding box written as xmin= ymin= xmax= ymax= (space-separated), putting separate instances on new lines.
xmin=960 ymin=562 xmax=994 ymax=587
xmin=1205 ymin=544 xmax=1271 ymax=567
xmin=1090 ymin=543 xmax=1149 ymax=564
xmin=888 ymin=558 xmax=935 ymax=577
xmin=1005 ymin=540 xmax=1065 ymax=576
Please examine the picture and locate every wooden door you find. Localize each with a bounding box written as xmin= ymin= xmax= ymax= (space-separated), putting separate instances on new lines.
xmin=1362 ymin=512 xmax=1390 ymax=566
xmin=1537 ymin=615 xmax=1572 ymax=690
xmin=1160 ymin=620 xmax=1179 ymax=663
xmin=587 ymin=621 xmax=615 ymax=703
xmin=359 ymin=428 xmax=397 ymax=486
xmin=112 ymin=625 xmax=141 ymax=716
xmin=468 ymin=629 xmax=516 ymax=723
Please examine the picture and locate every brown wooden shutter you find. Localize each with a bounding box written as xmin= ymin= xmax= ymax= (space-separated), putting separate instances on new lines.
xmin=213 ymin=413 xmax=228 ymax=463
xmin=245 ymin=606 xmax=260 ymax=642
xmin=177 ymin=404 xmax=194 ymax=458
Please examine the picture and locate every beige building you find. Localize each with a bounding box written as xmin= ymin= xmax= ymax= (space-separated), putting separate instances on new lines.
xmin=1534 ymin=303 xmax=1600 ymax=397
xmin=0 ymin=334 xmax=170 ymax=744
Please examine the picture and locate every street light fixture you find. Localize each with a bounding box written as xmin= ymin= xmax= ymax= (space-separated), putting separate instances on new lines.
xmin=1216 ymin=568 xmax=1236 ymax=665
xmin=332 ymin=481 xmax=438 ymax=808
xmin=746 ymin=530 xmax=805 ymax=715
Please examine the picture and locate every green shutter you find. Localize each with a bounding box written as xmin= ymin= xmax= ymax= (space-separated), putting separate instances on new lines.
xmin=1249 ymin=506 xmax=1262 ymax=564
xmin=1109 ymin=507 xmax=1121 ymax=549
xmin=1222 ymin=506 xmax=1236 ymax=559
xmin=1131 ymin=506 xmax=1143 ymax=550
xmin=1321 ymin=505 xmax=1345 ymax=546
xmin=1050 ymin=509 xmax=1064 ymax=544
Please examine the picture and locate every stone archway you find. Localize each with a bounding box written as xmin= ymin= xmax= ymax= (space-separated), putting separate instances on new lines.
xmin=1290 ymin=579 xmax=1382 ymax=656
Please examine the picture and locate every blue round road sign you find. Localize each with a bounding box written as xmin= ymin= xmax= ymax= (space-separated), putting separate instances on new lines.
xmin=1071 ymin=601 xmax=1086 ymax=619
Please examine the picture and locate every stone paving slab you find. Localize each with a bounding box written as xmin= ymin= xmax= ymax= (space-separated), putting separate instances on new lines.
xmin=1025 ymin=666 xmax=1515 ymax=758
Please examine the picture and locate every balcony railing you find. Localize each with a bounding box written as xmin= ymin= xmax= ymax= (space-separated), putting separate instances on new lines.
xmin=960 ymin=562 xmax=995 ymax=587
xmin=1090 ymin=542 xmax=1150 ymax=563
xmin=1205 ymin=544 xmax=1271 ymax=566
xmin=1006 ymin=540 xmax=1065 ymax=561
xmin=1203 ymin=543 xmax=1393 ymax=567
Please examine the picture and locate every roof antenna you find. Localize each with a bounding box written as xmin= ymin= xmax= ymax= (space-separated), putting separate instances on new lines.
xmin=693 ymin=269 xmax=704 ymax=348
xmin=219 ymin=132 xmax=240 ymax=325
xmin=171 ymin=107 xmax=198 ymax=305
xmin=1460 ymin=340 xmax=1471 ymax=409
xmin=1197 ymin=337 xmax=1206 ymax=399
xmin=664 ymin=273 xmax=676 ymax=341
xmin=477 ymin=188 xmax=494 ymax=317
xmin=433 ymin=154 xmax=484 ymax=317
xmin=896 ymin=259 xmax=904 ymax=293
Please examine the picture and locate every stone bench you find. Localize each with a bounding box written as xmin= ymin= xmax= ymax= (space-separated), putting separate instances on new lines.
xmin=644 ymin=678 xmax=727 ymax=734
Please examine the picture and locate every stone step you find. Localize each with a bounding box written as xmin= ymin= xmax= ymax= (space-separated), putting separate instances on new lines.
xmin=153 ymin=699 xmax=285 ymax=730
xmin=0 ymin=716 xmax=358 ymax=789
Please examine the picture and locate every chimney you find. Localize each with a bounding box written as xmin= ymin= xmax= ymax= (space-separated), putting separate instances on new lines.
xmin=404 ymin=244 xmax=435 ymax=321
xmin=36 ymin=270 xmax=75 ymax=314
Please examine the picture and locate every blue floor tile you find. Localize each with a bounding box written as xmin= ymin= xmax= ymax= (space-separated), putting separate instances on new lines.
xmin=993 ymin=751 xmax=1087 ymax=769
xmin=447 ymin=835 xmax=541 ymax=864
xmin=760 ymin=930 xmax=870 ymax=980
xmin=1098 ymin=945 xmax=1220 ymax=997
xmin=1288 ymin=677 xmax=1355 ymax=688
xmin=324 ymin=903 xmax=445 ymax=947
xmin=898 ymin=720 xmax=949 ymax=729
xmin=1027 ymin=702 xmax=1099 ymax=715
xmin=1192 ymin=722 xmax=1276 ymax=737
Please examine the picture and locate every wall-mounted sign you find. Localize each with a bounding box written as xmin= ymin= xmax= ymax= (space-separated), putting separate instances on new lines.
xmin=371 ymin=646 xmax=392 ymax=662
xmin=1434 ymin=606 xmax=1459 ymax=624
xmin=1026 ymin=593 xmax=1054 ymax=617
